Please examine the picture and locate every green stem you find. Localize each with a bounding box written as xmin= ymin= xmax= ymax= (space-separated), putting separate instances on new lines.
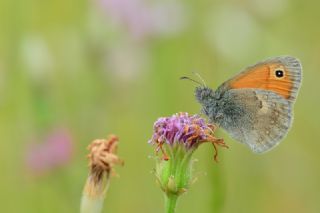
xmin=158 ymin=146 xmax=194 ymax=213
xmin=165 ymin=194 xmax=178 ymax=213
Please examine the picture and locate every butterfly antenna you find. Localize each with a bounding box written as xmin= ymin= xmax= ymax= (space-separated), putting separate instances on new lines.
xmin=180 ymin=76 xmax=203 ymax=86
xmin=192 ymin=72 xmax=207 ymax=87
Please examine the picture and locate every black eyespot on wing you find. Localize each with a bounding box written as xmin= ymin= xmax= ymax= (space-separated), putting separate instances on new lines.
xmin=275 ymin=70 xmax=284 ymax=78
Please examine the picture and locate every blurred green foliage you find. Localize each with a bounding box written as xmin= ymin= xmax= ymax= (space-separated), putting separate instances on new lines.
xmin=1 ymin=0 xmax=320 ymax=212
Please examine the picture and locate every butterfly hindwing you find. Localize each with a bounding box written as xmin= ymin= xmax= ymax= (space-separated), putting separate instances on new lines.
xmin=219 ymin=89 xmax=292 ymax=153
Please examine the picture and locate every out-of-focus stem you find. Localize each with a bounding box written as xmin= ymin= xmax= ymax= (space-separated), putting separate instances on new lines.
xmin=80 ymin=173 xmax=110 ymax=213
xmin=165 ymin=194 xmax=178 ymax=213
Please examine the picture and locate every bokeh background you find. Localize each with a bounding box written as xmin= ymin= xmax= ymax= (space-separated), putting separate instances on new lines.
xmin=1 ymin=0 xmax=320 ymax=212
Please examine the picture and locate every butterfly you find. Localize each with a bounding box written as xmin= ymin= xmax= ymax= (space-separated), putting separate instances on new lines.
xmin=185 ymin=56 xmax=302 ymax=153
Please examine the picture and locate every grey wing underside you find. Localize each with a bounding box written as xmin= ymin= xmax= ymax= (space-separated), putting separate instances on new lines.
xmin=221 ymin=89 xmax=293 ymax=153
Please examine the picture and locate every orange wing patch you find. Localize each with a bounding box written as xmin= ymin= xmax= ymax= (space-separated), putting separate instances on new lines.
xmin=229 ymin=63 xmax=293 ymax=99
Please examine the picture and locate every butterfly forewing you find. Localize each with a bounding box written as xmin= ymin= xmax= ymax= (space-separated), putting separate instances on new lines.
xmin=218 ymin=56 xmax=302 ymax=103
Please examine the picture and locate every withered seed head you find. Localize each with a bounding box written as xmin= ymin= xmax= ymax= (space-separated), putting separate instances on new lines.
xmin=87 ymin=135 xmax=123 ymax=184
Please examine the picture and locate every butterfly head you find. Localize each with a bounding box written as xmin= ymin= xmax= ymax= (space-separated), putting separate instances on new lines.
xmin=180 ymin=75 xmax=216 ymax=104
xmin=195 ymin=86 xmax=215 ymax=105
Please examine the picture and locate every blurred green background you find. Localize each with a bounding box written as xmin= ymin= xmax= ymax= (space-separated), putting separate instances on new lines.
xmin=1 ymin=0 xmax=320 ymax=212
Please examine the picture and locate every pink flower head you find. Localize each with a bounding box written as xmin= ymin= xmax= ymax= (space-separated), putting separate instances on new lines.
xmin=98 ymin=0 xmax=187 ymax=40
xmin=25 ymin=128 xmax=74 ymax=175
xmin=149 ymin=113 xmax=228 ymax=161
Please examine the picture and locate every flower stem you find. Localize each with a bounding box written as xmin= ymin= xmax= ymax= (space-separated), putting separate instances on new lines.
xmin=165 ymin=194 xmax=178 ymax=213
xmin=80 ymin=173 xmax=110 ymax=213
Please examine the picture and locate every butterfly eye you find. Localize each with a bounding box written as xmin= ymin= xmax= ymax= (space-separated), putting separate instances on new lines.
xmin=275 ymin=69 xmax=284 ymax=78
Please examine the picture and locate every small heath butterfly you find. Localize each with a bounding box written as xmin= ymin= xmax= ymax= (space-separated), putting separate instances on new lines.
xmin=188 ymin=56 xmax=302 ymax=153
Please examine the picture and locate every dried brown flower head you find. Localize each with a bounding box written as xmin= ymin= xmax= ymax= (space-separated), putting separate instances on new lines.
xmin=87 ymin=135 xmax=123 ymax=174
xmin=83 ymin=135 xmax=123 ymax=198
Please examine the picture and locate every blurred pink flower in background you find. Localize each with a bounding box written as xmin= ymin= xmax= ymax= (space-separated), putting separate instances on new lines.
xmin=25 ymin=128 xmax=74 ymax=175
xmin=98 ymin=0 xmax=187 ymax=40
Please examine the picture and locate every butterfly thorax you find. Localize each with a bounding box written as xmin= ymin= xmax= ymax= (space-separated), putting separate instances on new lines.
xmin=195 ymin=86 xmax=225 ymax=124
xmin=195 ymin=87 xmax=215 ymax=105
